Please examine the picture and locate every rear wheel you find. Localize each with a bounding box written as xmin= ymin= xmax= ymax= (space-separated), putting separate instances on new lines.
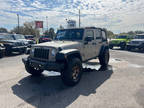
xmin=25 ymin=63 xmax=43 ymax=76
xmin=61 ymin=58 xmax=83 ymax=86
xmin=120 ymin=43 xmax=126 ymax=50
xmin=109 ymin=45 xmax=113 ymax=49
xmin=0 ymin=50 xmax=4 ymax=58
xmin=99 ymin=49 xmax=110 ymax=66
xmin=127 ymin=46 xmax=132 ymax=51
xmin=5 ymin=46 xmax=12 ymax=56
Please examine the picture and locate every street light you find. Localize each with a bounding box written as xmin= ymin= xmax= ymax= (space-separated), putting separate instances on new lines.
xmin=17 ymin=14 xmax=20 ymax=34
xmin=46 ymin=16 xmax=48 ymax=31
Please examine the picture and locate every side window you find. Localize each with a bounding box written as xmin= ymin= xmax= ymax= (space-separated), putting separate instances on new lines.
xmin=102 ymin=31 xmax=107 ymax=40
xmin=95 ymin=29 xmax=102 ymax=39
xmin=85 ymin=30 xmax=94 ymax=40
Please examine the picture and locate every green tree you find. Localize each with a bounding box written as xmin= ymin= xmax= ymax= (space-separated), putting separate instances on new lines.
xmin=48 ymin=28 xmax=56 ymax=39
xmin=135 ymin=30 xmax=144 ymax=34
xmin=11 ymin=26 xmax=24 ymax=34
xmin=10 ymin=21 xmax=39 ymax=36
xmin=107 ymin=30 xmax=114 ymax=39
xmin=0 ymin=27 xmax=8 ymax=33
xmin=59 ymin=25 xmax=64 ymax=29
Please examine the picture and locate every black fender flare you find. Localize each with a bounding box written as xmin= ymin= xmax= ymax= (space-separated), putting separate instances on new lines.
xmin=56 ymin=49 xmax=82 ymax=62
xmin=99 ymin=45 xmax=109 ymax=57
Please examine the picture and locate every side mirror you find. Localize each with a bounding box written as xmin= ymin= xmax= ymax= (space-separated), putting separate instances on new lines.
xmin=84 ymin=36 xmax=93 ymax=42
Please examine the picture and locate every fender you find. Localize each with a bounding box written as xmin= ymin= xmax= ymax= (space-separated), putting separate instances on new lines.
xmin=56 ymin=49 xmax=82 ymax=62
xmin=99 ymin=45 xmax=109 ymax=57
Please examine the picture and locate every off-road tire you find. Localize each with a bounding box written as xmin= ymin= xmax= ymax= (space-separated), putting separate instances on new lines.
xmin=5 ymin=50 xmax=12 ymax=56
xmin=25 ymin=63 xmax=43 ymax=76
xmin=61 ymin=58 xmax=83 ymax=86
xmin=5 ymin=46 xmax=12 ymax=56
xmin=0 ymin=51 xmax=4 ymax=58
xmin=99 ymin=49 xmax=110 ymax=66
xmin=120 ymin=42 xmax=126 ymax=50
xmin=109 ymin=45 xmax=113 ymax=49
xmin=127 ymin=46 xmax=132 ymax=51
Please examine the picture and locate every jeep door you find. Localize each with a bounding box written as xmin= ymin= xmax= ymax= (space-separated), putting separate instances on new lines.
xmin=82 ymin=29 xmax=96 ymax=61
xmin=95 ymin=29 xmax=103 ymax=56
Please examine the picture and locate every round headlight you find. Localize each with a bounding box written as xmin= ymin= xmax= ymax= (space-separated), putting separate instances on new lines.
xmin=31 ymin=48 xmax=34 ymax=53
xmin=30 ymin=47 xmax=35 ymax=56
xmin=51 ymin=49 xmax=56 ymax=56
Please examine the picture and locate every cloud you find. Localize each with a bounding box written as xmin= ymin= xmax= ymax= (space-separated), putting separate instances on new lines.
xmin=0 ymin=0 xmax=144 ymax=33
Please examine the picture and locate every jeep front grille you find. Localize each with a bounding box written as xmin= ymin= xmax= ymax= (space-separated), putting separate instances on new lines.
xmin=34 ymin=48 xmax=49 ymax=60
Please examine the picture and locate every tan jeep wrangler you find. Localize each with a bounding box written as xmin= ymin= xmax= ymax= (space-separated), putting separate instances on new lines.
xmin=22 ymin=27 xmax=110 ymax=86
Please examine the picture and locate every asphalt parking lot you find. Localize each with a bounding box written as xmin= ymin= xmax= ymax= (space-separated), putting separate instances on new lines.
xmin=0 ymin=50 xmax=144 ymax=108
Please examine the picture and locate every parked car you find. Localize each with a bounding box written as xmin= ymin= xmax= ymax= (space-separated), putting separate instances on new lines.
xmin=22 ymin=27 xmax=109 ymax=86
xmin=39 ymin=36 xmax=52 ymax=43
xmin=109 ymin=35 xmax=131 ymax=50
xmin=127 ymin=34 xmax=144 ymax=52
xmin=0 ymin=34 xmax=27 ymax=55
xmin=25 ymin=35 xmax=35 ymax=41
xmin=0 ymin=43 xmax=5 ymax=58
xmin=12 ymin=34 xmax=35 ymax=48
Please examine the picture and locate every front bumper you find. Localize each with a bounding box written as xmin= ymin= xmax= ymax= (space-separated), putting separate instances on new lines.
xmin=22 ymin=57 xmax=65 ymax=72
xmin=0 ymin=47 xmax=5 ymax=56
xmin=127 ymin=44 xmax=143 ymax=49
xmin=12 ymin=46 xmax=27 ymax=52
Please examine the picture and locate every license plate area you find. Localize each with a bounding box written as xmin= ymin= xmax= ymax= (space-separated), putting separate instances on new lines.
xmin=30 ymin=60 xmax=45 ymax=69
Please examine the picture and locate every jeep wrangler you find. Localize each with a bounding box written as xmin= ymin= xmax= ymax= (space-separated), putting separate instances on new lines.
xmin=109 ymin=35 xmax=131 ymax=50
xmin=22 ymin=27 xmax=110 ymax=86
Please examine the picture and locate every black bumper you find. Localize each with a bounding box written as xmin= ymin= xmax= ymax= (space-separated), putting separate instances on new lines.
xmin=127 ymin=44 xmax=143 ymax=49
xmin=12 ymin=46 xmax=27 ymax=52
xmin=22 ymin=57 xmax=64 ymax=72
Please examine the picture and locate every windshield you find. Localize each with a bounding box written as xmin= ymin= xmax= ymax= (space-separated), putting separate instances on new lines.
xmin=135 ymin=35 xmax=144 ymax=39
xmin=55 ymin=29 xmax=84 ymax=40
xmin=0 ymin=34 xmax=14 ymax=40
xmin=14 ymin=35 xmax=25 ymax=40
xmin=25 ymin=35 xmax=34 ymax=39
xmin=116 ymin=36 xmax=127 ymax=39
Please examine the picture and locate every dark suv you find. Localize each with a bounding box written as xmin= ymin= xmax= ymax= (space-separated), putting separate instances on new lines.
xmin=127 ymin=34 xmax=144 ymax=51
xmin=0 ymin=43 xmax=5 ymax=58
xmin=0 ymin=34 xmax=27 ymax=55
xmin=12 ymin=34 xmax=35 ymax=48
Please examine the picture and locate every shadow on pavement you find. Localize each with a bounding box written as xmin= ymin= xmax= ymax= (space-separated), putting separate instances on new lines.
xmin=12 ymin=65 xmax=113 ymax=108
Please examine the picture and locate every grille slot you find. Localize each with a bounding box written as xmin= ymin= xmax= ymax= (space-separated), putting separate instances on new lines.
xmin=34 ymin=48 xmax=49 ymax=60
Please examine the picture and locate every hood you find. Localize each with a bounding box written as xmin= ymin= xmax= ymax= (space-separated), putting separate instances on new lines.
xmin=17 ymin=39 xmax=32 ymax=42
xmin=131 ymin=39 xmax=144 ymax=42
xmin=0 ymin=40 xmax=19 ymax=43
xmin=34 ymin=40 xmax=81 ymax=49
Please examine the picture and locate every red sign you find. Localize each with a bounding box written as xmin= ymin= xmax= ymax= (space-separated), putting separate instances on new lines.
xmin=35 ymin=21 xmax=43 ymax=28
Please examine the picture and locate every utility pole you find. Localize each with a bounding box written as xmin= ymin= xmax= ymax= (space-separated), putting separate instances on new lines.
xmin=46 ymin=16 xmax=48 ymax=31
xmin=79 ymin=9 xmax=81 ymax=28
xmin=17 ymin=14 xmax=20 ymax=34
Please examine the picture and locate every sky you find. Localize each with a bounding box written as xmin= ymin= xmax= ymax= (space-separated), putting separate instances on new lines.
xmin=0 ymin=0 xmax=144 ymax=33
